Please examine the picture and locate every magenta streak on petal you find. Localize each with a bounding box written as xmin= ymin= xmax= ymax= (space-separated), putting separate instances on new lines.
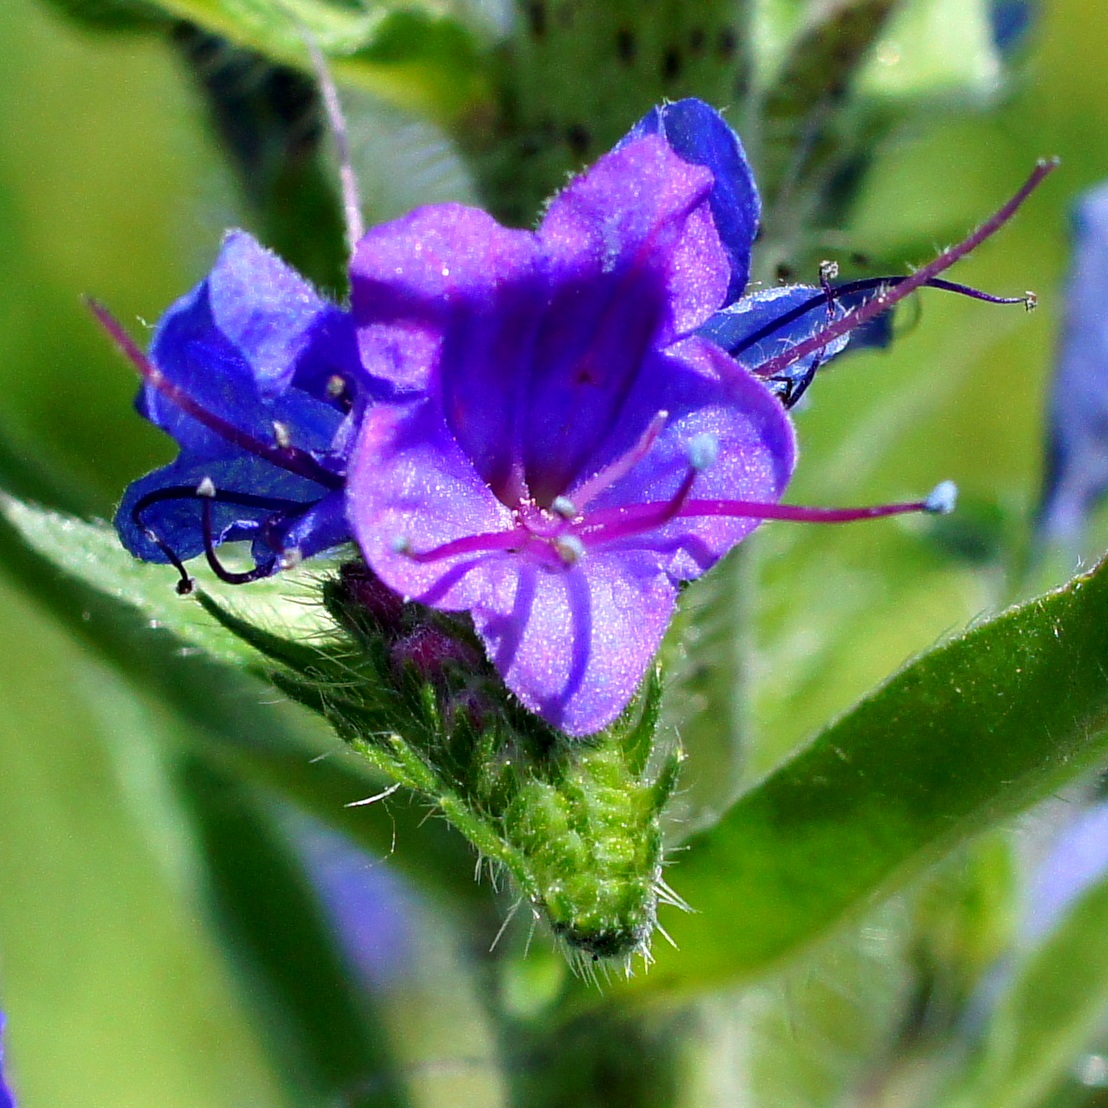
xmin=570 ymin=410 xmax=669 ymax=511
xmin=88 ymin=298 xmax=343 ymax=490
xmin=579 ymin=494 xmax=936 ymax=546
xmin=401 ymin=527 xmax=527 ymax=563
xmin=749 ymin=159 xmax=1058 ymax=382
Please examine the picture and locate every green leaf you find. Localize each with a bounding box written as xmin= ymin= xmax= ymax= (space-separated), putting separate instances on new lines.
xmin=0 ymin=495 xmax=342 ymax=665
xmin=611 ymin=556 xmax=1108 ymax=1000
xmin=142 ymin=0 xmax=490 ymax=125
xmin=174 ymin=755 xmax=410 ymax=1107
xmin=0 ymin=493 xmax=488 ymax=915
xmin=936 ymin=868 xmax=1108 ymax=1108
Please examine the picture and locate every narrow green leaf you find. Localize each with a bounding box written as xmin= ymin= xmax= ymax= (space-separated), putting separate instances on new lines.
xmin=614 ymin=556 xmax=1108 ymax=1000
xmin=175 ymin=755 xmax=410 ymax=1107
xmin=142 ymin=0 xmax=490 ymax=124
xmin=936 ymin=871 xmax=1108 ymax=1108
xmin=0 ymin=494 xmax=488 ymax=915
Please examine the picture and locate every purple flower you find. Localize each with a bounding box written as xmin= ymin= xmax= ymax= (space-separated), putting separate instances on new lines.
xmin=0 ymin=1012 xmax=16 ymax=1108
xmin=101 ymin=99 xmax=1046 ymax=737
xmin=345 ymin=101 xmax=1037 ymax=736
xmin=101 ymin=231 xmax=373 ymax=591
xmin=1038 ymin=180 xmax=1108 ymax=546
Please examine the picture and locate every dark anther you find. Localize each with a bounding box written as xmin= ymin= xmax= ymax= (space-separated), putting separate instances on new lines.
xmin=565 ymin=124 xmax=591 ymax=157
xmin=717 ymin=27 xmax=738 ymax=60
xmin=775 ymin=263 xmax=796 ymax=282
xmin=615 ymin=27 xmax=636 ymax=63
xmin=661 ymin=47 xmax=682 ymax=82
xmin=689 ymin=27 xmax=705 ymax=55
xmin=525 ymin=0 xmax=546 ymax=37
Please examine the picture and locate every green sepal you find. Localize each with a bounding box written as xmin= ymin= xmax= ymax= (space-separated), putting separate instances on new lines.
xmin=201 ymin=564 xmax=684 ymax=967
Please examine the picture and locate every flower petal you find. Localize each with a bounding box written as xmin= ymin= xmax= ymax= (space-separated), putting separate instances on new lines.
xmin=523 ymin=135 xmax=729 ymax=502
xmin=624 ymin=98 xmax=761 ymax=300
xmin=347 ymin=398 xmax=515 ymax=611
xmin=575 ymin=337 xmax=796 ymax=580
xmin=699 ymin=284 xmax=852 ymax=381
xmin=144 ymin=278 xmax=346 ymax=458
xmin=471 ymin=552 xmax=677 ymax=736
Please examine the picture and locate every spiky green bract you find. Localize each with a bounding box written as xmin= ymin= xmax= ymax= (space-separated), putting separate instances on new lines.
xmin=199 ymin=563 xmax=682 ymax=967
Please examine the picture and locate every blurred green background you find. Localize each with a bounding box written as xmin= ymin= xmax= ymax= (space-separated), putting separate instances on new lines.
xmin=3 ymin=0 xmax=1108 ymax=1104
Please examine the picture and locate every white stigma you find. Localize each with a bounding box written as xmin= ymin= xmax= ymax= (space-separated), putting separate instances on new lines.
xmin=924 ymin=480 xmax=958 ymax=515
xmin=272 ymin=421 xmax=292 ymax=449
xmin=554 ymin=534 xmax=586 ymax=566
xmin=687 ymin=433 xmax=720 ymax=472
xmin=551 ymin=495 xmax=578 ymax=519
xmin=196 ymin=476 xmax=216 ymax=498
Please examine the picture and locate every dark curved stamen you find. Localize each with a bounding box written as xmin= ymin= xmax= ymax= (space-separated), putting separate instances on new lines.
xmin=87 ymin=298 xmax=344 ymax=490
xmin=131 ymin=484 xmax=307 ymax=590
xmin=200 ymin=498 xmax=274 ymax=585
xmin=750 ymin=158 xmax=1058 ymax=382
xmin=730 ymin=276 xmax=1032 ymax=365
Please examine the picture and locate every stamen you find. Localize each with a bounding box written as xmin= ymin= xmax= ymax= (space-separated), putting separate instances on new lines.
xmin=571 ymin=410 xmax=669 ymax=510
xmin=731 ymin=277 xmax=1036 ymax=368
xmin=750 ymin=158 xmax=1058 ymax=382
xmin=326 ymin=374 xmax=347 ymax=398
xmin=551 ymin=496 xmax=578 ymax=520
xmin=272 ymin=421 xmax=292 ymax=450
xmin=581 ymin=485 xmax=955 ymax=546
xmin=924 ymin=480 xmax=958 ymax=514
xmin=278 ymin=547 xmax=304 ymax=571
xmin=687 ymin=433 xmax=719 ymax=471
xmin=130 ymin=484 xmax=309 ymax=591
xmin=86 ymin=299 xmax=343 ymax=490
xmin=200 ymin=497 xmax=273 ymax=585
xmin=554 ymin=534 xmax=586 ymax=565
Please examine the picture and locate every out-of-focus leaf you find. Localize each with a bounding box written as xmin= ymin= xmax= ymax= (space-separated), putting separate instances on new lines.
xmin=0 ymin=576 xmax=290 ymax=1107
xmin=659 ymin=549 xmax=753 ymax=836
xmin=175 ymin=755 xmax=410 ymax=1107
xmin=857 ymin=0 xmax=1002 ymax=107
xmin=37 ymin=0 xmax=162 ymax=30
xmin=759 ymin=0 xmax=899 ymax=204
xmin=171 ymin=25 xmax=348 ymax=290
xmin=142 ymin=0 xmax=489 ymax=124
xmin=606 ymin=555 xmax=1108 ymax=1001
xmin=0 ymin=492 xmax=488 ymax=915
xmin=676 ymin=905 xmax=914 ymax=1108
xmin=936 ymin=868 xmax=1108 ymax=1108
xmin=467 ymin=0 xmax=752 ymax=224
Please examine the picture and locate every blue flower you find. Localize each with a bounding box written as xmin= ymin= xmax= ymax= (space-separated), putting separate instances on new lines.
xmin=0 ymin=1012 xmax=16 ymax=1108
xmin=1038 ymin=181 xmax=1108 ymax=546
xmin=100 ymin=231 xmax=372 ymax=590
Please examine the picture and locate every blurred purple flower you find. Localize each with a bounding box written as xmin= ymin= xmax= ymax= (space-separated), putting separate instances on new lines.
xmin=99 ymin=231 xmax=375 ymax=591
xmin=1024 ymin=801 xmax=1108 ymax=943
xmin=991 ymin=0 xmax=1035 ymax=54
xmin=1038 ymin=181 xmax=1108 ymax=545
xmin=293 ymin=819 xmax=417 ymax=990
xmin=0 ymin=1012 xmax=16 ymax=1108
